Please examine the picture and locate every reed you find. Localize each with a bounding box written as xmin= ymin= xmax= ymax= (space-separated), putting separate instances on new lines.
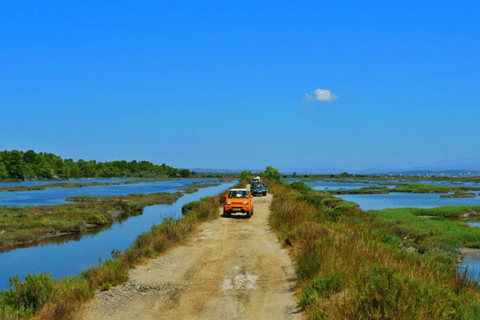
xmin=268 ymin=179 xmax=480 ymax=319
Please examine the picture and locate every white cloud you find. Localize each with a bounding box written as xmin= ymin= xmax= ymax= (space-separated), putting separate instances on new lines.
xmin=304 ymin=88 xmax=338 ymax=102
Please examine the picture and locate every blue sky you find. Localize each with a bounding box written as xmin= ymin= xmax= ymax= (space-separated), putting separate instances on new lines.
xmin=1 ymin=1 xmax=479 ymax=171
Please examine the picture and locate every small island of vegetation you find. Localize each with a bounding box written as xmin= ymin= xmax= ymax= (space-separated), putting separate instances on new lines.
xmin=0 ymin=192 xmax=183 ymax=252
xmin=440 ymin=191 xmax=478 ymax=198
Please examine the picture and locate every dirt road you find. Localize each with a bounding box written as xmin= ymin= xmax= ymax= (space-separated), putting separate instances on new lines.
xmin=80 ymin=193 xmax=302 ymax=320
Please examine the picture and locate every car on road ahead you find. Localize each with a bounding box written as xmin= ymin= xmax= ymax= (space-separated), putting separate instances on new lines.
xmin=223 ymin=188 xmax=254 ymax=218
xmin=250 ymin=183 xmax=267 ymax=196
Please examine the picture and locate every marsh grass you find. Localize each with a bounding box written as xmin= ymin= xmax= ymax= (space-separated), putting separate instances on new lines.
xmin=409 ymin=205 xmax=480 ymax=218
xmin=267 ymin=179 xmax=480 ymax=319
xmin=369 ymin=207 xmax=480 ymax=249
xmin=327 ymin=182 xmax=480 ymax=195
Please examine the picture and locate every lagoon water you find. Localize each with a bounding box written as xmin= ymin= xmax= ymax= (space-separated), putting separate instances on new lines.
xmin=337 ymin=192 xmax=480 ymax=211
xmin=0 ymin=181 xmax=236 ymax=290
xmin=461 ymin=222 xmax=480 ymax=282
xmin=310 ymin=181 xmax=380 ymax=191
xmin=0 ymin=178 xmax=219 ymax=206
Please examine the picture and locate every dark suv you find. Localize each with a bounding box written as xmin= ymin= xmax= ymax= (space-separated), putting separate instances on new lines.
xmin=250 ymin=183 xmax=267 ymax=196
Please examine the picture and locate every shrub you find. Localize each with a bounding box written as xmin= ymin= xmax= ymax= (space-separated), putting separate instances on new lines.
xmin=290 ymin=182 xmax=311 ymax=193
xmin=1 ymin=273 xmax=56 ymax=316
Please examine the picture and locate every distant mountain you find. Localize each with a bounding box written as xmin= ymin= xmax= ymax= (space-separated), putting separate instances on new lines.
xmin=409 ymin=158 xmax=480 ymax=172
xmin=352 ymin=167 xmax=400 ymax=175
xmin=192 ymin=158 xmax=480 ymax=176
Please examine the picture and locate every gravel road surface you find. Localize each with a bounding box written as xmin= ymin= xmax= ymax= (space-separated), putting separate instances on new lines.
xmin=79 ymin=192 xmax=302 ymax=320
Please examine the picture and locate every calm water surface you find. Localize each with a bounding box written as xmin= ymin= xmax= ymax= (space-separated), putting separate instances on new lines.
xmin=461 ymin=222 xmax=480 ymax=282
xmin=337 ymin=192 xmax=480 ymax=211
xmin=0 ymin=180 xmax=236 ymax=290
xmin=0 ymin=178 xmax=219 ymax=206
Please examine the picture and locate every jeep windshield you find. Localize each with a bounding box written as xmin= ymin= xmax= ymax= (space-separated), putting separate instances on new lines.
xmin=228 ymin=190 xmax=249 ymax=198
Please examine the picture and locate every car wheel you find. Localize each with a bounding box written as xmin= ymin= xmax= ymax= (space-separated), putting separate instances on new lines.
xmin=223 ymin=208 xmax=230 ymax=217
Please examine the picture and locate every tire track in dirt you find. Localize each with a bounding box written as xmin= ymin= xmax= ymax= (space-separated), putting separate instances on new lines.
xmin=79 ymin=192 xmax=302 ymax=320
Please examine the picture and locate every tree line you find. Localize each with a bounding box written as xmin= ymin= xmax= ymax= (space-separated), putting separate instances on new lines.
xmin=0 ymin=150 xmax=191 ymax=181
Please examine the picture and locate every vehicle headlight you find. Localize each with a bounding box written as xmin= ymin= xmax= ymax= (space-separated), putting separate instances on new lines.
xmin=226 ymin=201 xmax=231 ymax=205
xmin=244 ymin=201 xmax=248 ymax=205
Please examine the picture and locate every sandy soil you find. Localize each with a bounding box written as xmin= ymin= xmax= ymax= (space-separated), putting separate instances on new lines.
xmin=78 ymin=192 xmax=302 ymax=320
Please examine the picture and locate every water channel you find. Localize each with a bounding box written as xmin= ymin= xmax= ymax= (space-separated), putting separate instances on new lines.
xmin=0 ymin=179 xmax=236 ymax=290
xmin=0 ymin=178 xmax=218 ymax=206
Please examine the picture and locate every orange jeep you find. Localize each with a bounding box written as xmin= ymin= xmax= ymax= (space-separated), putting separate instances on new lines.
xmin=223 ymin=188 xmax=254 ymax=218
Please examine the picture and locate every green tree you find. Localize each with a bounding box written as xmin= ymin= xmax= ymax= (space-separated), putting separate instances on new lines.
xmin=63 ymin=159 xmax=82 ymax=178
xmin=37 ymin=159 xmax=53 ymax=179
xmin=179 ymin=168 xmax=191 ymax=178
xmin=23 ymin=149 xmax=37 ymax=164
xmin=0 ymin=156 xmax=8 ymax=180
xmin=239 ymin=170 xmax=252 ymax=181
xmin=23 ymin=163 xmax=36 ymax=180
xmin=262 ymin=166 xmax=281 ymax=181
xmin=53 ymin=158 xmax=64 ymax=176
xmin=6 ymin=150 xmax=24 ymax=180
xmin=167 ymin=168 xmax=179 ymax=177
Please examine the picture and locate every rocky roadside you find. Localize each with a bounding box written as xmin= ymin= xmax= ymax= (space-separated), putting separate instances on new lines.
xmin=86 ymin=280 xmax=180 ymax=318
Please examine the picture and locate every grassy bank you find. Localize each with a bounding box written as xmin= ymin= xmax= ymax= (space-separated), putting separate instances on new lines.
xmin=266 ymin=180 xmax=480 ymax=319
xmin=326 ymin=183 xmax=480 ymax=195
xmin=0 ymin=181 xmax=243 ymax=319
xmin=440 ymin=191 xmax=478 ymax=198
xmin=0 ymin=192 xmax=183 ymax=252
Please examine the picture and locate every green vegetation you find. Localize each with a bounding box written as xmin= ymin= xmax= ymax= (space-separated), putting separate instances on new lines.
xmin=326 ymin=182 xmax=480 ymax=195
xmin=0 ymin=192 xmax=183 ymax=251
xmin=409 ymin=205 xmax=480 ymax=218
xmin=369 ymin=207 xmax=480 ymax=249
xmin=392 ymin=183 xmax=480 ymax=193
xmin=441 ymin=191 xmax=478 ymax=198
xmin=0 ymin=181 xmax=245 ymax=319
xmin=0 ymin=149 xmax=191 ymax=181
xmin=265 ymin=179 xmax=480 ymax=319
xmin=261 ymin=166 xmax=281 ymax=181
xmin=238 ymin=170 xmax=252 ymax=182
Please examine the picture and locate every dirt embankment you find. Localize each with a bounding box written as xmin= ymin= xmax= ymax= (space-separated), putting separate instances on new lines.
xmin=78 ymin=193 xmax=302 ymax=320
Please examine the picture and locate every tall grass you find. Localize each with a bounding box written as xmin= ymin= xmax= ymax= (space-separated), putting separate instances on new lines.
xmin=267 ymin=179 xmax=480 ymax=319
